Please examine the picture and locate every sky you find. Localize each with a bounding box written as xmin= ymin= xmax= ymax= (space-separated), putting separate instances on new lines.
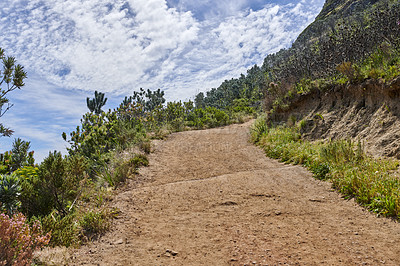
xmin=0 ymin=0 xmax=325 ymax=162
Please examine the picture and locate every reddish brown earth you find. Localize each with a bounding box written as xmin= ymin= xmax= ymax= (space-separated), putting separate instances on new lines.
xmin=44 ymin=121 xmax=400 ymax=265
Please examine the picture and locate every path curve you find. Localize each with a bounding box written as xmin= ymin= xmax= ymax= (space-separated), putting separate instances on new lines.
xmin=70 ymin=121 xmax=400 ymax=265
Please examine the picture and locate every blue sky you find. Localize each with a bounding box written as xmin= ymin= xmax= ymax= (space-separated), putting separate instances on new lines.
xmin=0 ymin=0 xmax=325 ymax=161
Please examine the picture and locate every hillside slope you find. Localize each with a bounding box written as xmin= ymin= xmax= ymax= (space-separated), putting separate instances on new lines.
xmin=294 ymin=0 xmax=378 ymax=45
xmin=39 ymin=121 xmax=400 ymax=265
xmin=266 ymin=0 xmax=400 ymax=158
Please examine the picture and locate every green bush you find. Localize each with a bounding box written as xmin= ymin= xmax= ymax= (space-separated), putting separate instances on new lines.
xmin=309 ymin=162 xmax=330 ymax=180
xmin=15 ymin=166 xmax=53 ymax=218
xmin=79 ymin=209 xmax=112 ymax=241
xmin=38 ymin=211 xmax=81 ymax=247
xmin=231 ymin=98 xmax=256 ymax=114
xmin=39 ymin=151 xmax=85 ymax=217
xmin=98 ymin=153 xmax=149 ymax=188
xmin=0 ymin=173 xmax=21 ymax=214
xmin=207 ymin=107 xmax=230 ymax=127
xmin=250 ymin=115 xmax=269 ymax=143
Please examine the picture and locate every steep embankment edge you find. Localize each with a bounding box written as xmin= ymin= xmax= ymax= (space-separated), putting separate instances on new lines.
xmin=271 ymin=76 xmax=400 ymax=158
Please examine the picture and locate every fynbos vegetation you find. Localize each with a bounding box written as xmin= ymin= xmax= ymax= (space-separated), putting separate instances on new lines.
xmin=1 ymin=53 xmax=254 ymax=250
xmin=1 ymin=0 xmax=400 ymax=260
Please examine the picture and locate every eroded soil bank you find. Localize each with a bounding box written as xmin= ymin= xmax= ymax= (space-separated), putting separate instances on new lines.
xmin=41 ymin=121 xmax=400 ymax=265
xmin=272 ymin=77 xmax=400 ymax=158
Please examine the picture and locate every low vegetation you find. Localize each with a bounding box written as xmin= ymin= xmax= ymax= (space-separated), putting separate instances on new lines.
xmin=1 ymin=0 xmax=400 ymax=261
xmin=251 ymin=116 xmax=400 ymax=219
xmin=245 ymin=0 xmax=400 ymax=221
xmin=0 ymin=66 xmax=255 ymax=256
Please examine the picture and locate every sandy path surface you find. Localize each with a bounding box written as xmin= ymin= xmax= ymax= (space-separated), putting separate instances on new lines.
xmin=69 ymin=121 xmax=400 ymax=265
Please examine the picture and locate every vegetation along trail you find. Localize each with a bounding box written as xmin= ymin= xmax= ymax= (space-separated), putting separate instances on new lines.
xmin=68 ymin=121 xmax=400 ymax=265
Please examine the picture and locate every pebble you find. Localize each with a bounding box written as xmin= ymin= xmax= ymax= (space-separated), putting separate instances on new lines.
xmin=166 ymin=249 xmax=178 ymax=256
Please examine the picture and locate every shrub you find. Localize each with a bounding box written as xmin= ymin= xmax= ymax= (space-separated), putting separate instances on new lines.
xmin=336 ymin=62 xmax=359 ymax=83
xmin=130 ymin=154 xmax=149 ymax=169
xmin=98 ymin=154 xmax=149 ymax=188
xmin=38 ymin=152 xmax=87 ymax=217
xmin=0 ymin=174 xmax=21 ymax=215
xmin=0 ymin=152 xmax=12 ymax=175
xmin=0 ymin=213 xmax=50 ymax=265
xmin=10 ymin=138 xmax=34 ymax=172
xmin=39 ymin=212 xmax=80 ymax=247
xmin=15 ymin=166 xmax=53 ymax=218
xmin=186 ymin=108 xmax=209 ymax=129
xmin=208 ymin=107 xmax=230 ymax=127
xmin=139 ymin=139 xmax=152 ymax=154
xmin=309 ymin=162 xmax=330 ymax=180
xmin=250 ymin=115 xmax=269 ymax=143
xmin=320 ymin=139 xmax=364 ymax=165
xmin=79 ymin=209 xmax=114 ymax=241
xmin=39 ymin=152 xmax=71 ymax=217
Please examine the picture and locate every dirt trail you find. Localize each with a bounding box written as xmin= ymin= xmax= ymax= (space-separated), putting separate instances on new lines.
xmin=68 ymin=121 xmax=400 ymax=265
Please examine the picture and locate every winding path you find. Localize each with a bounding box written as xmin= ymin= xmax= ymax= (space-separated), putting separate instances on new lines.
xmin=70 ymin=121 xmax=400 ymax=265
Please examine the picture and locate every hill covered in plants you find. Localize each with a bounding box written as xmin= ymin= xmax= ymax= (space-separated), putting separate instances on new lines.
xmin=195 ymin=0 xmax=400 ymax=155
xmin=247 ymin=0 xmax=400 ymax=223
xmin=1 ymin=0 xmax=400 ymax=263
xmin=191 ymin=0 xmax=400 ymax=223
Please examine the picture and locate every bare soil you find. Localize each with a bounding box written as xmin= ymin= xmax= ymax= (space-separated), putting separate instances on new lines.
xmin=272 ymin=76 xmax=400 ymax=159
xmin=45 ymin=121 xmax=400 ymax=265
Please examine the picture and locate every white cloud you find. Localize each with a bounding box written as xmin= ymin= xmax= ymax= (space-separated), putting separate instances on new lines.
xmin=0 ymin=0 xmax=322 ymax=100
xmin=0 ymin=0 xmax=199 ymax=94
xmin=0 ymin=0 xmax=324 ymax=159
xmin=160 ymin=2 xmax=322 ymax=100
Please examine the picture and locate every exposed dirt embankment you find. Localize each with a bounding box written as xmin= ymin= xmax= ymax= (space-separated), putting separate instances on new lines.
xmin=272 ymin=76 xmax=400 ymax=158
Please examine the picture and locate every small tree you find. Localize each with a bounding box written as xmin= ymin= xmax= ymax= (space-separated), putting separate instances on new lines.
xmin=0 ymin=48 xmax=27 ymax=137
xmin=130 ymin=88 xmax=166 ymax=113
xmin=11 ymin=138 xmax=34 ymax=172
xmin=194 ymin=92 xmax=205 ymax=109
xmin=86 ymin=91 xmax=107 ymax=114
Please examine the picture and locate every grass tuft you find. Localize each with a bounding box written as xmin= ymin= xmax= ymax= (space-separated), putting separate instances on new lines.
xmin=252 ymin=119 xmax=400 ymax=219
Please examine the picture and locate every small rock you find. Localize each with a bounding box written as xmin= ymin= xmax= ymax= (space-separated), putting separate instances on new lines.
xmin=309 ymin=198 xmax=323 ymax=202
xmin=166 ymin=249 xmax=178 ymax=256
xmin=114 ymin=239 xmax=124 ymax=245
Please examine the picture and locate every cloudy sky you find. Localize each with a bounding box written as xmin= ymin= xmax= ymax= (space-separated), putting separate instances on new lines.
xmin=0 ymin=0 xmax=324 ymax=161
